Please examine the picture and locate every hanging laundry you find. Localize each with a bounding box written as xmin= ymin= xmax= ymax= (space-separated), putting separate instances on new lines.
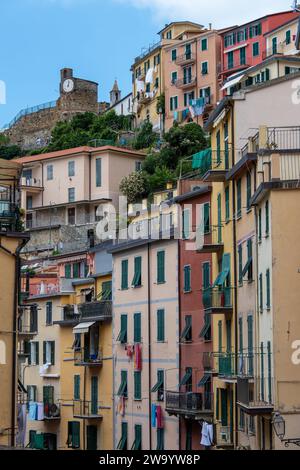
xmin=200 ymin=421 xmax=214 ymax=447
xmin=28 ymin=402 xmax=37 ymax=421
xmin=136 ymin=80 xmax=145 ymax=93
xmin=134 ymin=343 xmax=142 ymax=371
xmin=16 ymin=404 xmax=27 ymax=447
xmin=156 ymin=405 xmax=164 ymax=429
xmin=173 ymin=111 xmax=179 ymax=121
xmin=126 ymin=344 xmax=134 ymax=359
xmin=145 ymin=67 xmax=154 ymax=84
xmin=37 ymin=403 xmax=44 ymax=421
xmin=151 ymin=404 xmax=157 ymax=428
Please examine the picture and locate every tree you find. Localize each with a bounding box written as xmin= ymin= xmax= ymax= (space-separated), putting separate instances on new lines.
xmin=133 ymin=121 xmax=158 ymax=150
xmin=119 ymin=171 xmax=149 ymax=204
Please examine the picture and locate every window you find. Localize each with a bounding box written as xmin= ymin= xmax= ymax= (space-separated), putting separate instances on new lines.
xmin=68 ymin=161 xmax=75 ymax=177
xmin=67 ymin=422 xmax=80 ymax=449
xmin=184 ymin=91 xmax=195 ymax=107
xmin=29 ymin=306 xmax=38 ymax=333
xmin=185 ymin=43 xmax=191 ymax=59
xmin=117 ymin=422 xmax=128 ymax=450
xmin=166 ymin=30 xmax=172 ymax=39
xmin=182 ymin=209 xmax=190 ymax=240
xmin=238 ymin=317 xmax=243 ymax=354
xmin=132 ymin=424 xmax=142 ymax=450
xmin=121 ymin=259 xmax=128 ymax=290
xmin=68 ymin=207 xmax=76 ymax=225
xmin=154 ymin=53 xmax=160 ymax=66
xmin=203 ymin=202 xmax=210 ymax=234
xmin=43 ymin=385 xmax=54 ymax=407
xmin=117 ymin=370 xmax=128 ymax=398
xmin=157 ymin=251 xmax=165 ymax=284
xmin=239 ymin=409 xmax=245 ymax=431
xmin=258 ymin=208 xmax=262 ymax=242
xmin=157 ymin=309 xmax=165 ymax=342
xmin=43 ymin=341 xmax=55 ymax=365
xmin=201 ymin=38 xmax=208 ymax=51
xmin=180 ymin=367 xmax=192 ymax=392
xmin=246 ymin=172 xmax=251 ymax=210
xmin=240 ymin=47 xmax=246 ymax=65
xmin=135 ymin=161 xmax=142 ymax=172
xmin=170 ymin=96 xmax=178 ymax=111
xmin=65 ymin=264 xmax=72 ymax=278
xmin=134 ymin=312 xmax=141 ymax=343
xmin=73 ymin=262 xmax=80 ymax=278
xmin=227 ymin=51 xmax=234 ymax=69
xmin=237 ymin=179 xmax=242 ymax=218
xmin=183 ymin=265 xmax=191 ymax=293
xmin=47 ymin=165 xmax=53 ymax=181
xmin=29 ymin=342 xmax=39 ymax=365
xmin=171 ymin=71 xmax=177 ymax=84
xmin=26 ymin=196 xmax=33 ymax=210
xmin=68 ymin=188 xmax=75 ymax=203
xmin=117 ymin=314 xmax=128 ymax=343
xmin=249 ymin=415 xmax=255 ymax=435
xmin=171 ymin=49 xmax=177 ymax=61
xmin=46 ymin=302 xmax=52 ymax=326
xmin=238 ymin=244 xmax=243 ymax=285
xmin=201 ymin=61 xmax=208 ymax=75
xmin=252 ymin=42 xmax=260 ymax=57
xmin=249 ymin=23 xmax=261 ymax=38
xmin=226 ymin=319 xmax=232 ymax=352
xmin=286 ymin=30 xmax=291 ymax=45
xmin=134 ymin=371 xmax=142 ymax=400
xmin=132 ymin=256 xmax=142 ymax=287
xmin=247 ymin=315 xmax=254 ymax=375
xmin=242 ymin=238 xmax=253 ymax=281
xmin=180 ymin=315 xmax=192 ymax=342
xmin=266 ymin=269 xmax=271 ymax=309
xmin=157 ymin=428 xmax=164 ymax=450
xmin=183 ymin=66 xmax=192 ymax=84
xmin=216 ymin=129 xmax=221 ymax=164
xmin=265 ymin=200 xmax=269 ymax=236
xmin=217 ymin=193 xmax=222 ymax=243
xmin=272 ymin=37 xmax=277 ymax=55
xmin=74 ymin=375 xmax=80 ymax=400
xmin=27 ymin=385 xmax=37 ymax=402
xmin=151 ymin=369 xmax=164 ymax=401
xmin=259 ymin=273 xmax=263 ymax=312
xmin=96 ymin=158 xmax=102 ymax=187
xmin=225 ymin=186 xmax=230 ymax=222
xmin=218 ymin=320 xmax=222 ymax=352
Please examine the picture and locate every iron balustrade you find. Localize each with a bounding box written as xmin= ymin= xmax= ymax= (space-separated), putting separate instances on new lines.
xmin=175 ymin=53 xmax=196 ymax=65
xmin=3 ymin=100 xmax=57 ymax=129
xmin=74 ymin=347 xmax=103 ymax=366
xmin=202 ymin=287 xmax=233 ymax=311
xmin=73 ymin=399 xmax=102 ymax=418
xmin=266 ymin=126 xmax=300 ymax=150
xmin=78 ymin=300 xmax=112 ymax=320
xmin=166 ymin=391 xmax=213 ymax=413
xmin=173 ymin=77 xmax=197 ymax=88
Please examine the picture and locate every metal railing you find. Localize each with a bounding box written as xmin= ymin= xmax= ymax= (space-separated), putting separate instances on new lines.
xmin=266 ymin=126 xmax=300 ymax=150
xmin=175 ymin=53 xmax=196 ymax=65
xmin=166 ymin=391 xmax=213 ymax=413
xmin=202 ymin=287 xmax=233 ymax=311
xmin=134 ymin=41 xmax=161 ymax=63
xmin=29 ymin=283 xmax=59 ymax=296
xmin=0 ymin=202 xmax=19 ymax=232
xmin=44 ymin=403 xmax=60 ymax=419
xmin=21 ymin=177 xmax=42 ymax=188
xmin=74 ymin=347 xmax=103 ymax=366
xmin=78 ymin=300 xmax=112 ymax=320
xmin=222 ymin=58 xmax=250 ymax=72
xmin=61 ymin=305 xmax=78 ymax=322
xmin=262 ymin=42 xmax=285 ymax=60
xmin=173 ymin=77 xmax=197 ymax=88
xmin=237 ymin=376 xmax=274 ymax=407
xmin=3 ymin=100 xmax=57 ymax=129
xmin=73 ymin=399 xmax=102 ymax=418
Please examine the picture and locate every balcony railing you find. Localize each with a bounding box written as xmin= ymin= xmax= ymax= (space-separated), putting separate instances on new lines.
xmin=237 ymin=376 xmax=274 ymax=414
xmin=78 ymin=301 xmax=112 ymax=320
xmin=29 ymin=283 xmax=59 ymax=297
xmin=74 ymin=347 xmax=103 ymax=366
xmin=262 ymin=43 xmax=285 ymax=60
xmin=175 ymin=53 xmax=196 ymax=66
xmin=173 ymin=77 xmax=197 ymax=89
xmin=218 ymin=353 xmax=236 ymax=377
xmin=73 ymin=400 xmax=102 ymax=419
xmin=21 ymin=177 xmax=43 ymax=188
xmin=166 ymin=391 xmax=213 ymax=415
xmin=222 ymin=59 xmax=250 ymax=73
xmin=44 ymin=403 xmax=60 ymax=420
xmin=266 ymin=126 xmax=300 ymax=151
xmin=196 ymin=224 xmax=224 ymax=254
xmin=202 ymin=287 xmax=233 ymax=313
xmin=0 ymin=202 xmax=19 ymax=232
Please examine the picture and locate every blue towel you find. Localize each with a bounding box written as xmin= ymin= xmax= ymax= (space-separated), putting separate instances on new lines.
xmin=28 ymin=402 xmax=37 ymax=421
xmin=151 ymin=404 xmax=157 ymax=428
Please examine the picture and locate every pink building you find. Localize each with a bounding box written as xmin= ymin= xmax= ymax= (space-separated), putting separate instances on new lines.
xmin=163 ymin=29 xmax=222 ymax=130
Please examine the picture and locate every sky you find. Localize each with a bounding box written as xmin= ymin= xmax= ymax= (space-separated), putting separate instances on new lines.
xmin=0 ymin=0 xmax=295 ymax=128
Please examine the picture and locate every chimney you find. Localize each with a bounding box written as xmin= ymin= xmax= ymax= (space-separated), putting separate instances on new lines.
xmin=209 ymin=23 xmax=212 ymax=30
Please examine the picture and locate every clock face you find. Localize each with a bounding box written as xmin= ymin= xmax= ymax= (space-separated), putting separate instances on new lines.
xmin=63 ymin=79 xmax=75 ymax=93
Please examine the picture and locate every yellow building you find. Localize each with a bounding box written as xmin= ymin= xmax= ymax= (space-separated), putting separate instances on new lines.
xmin=0 ymin=159 xmax=29 ymax=447
xmin=201 ymin=99 xmax=237 ymax=448
xmin=57 ymin=243 xmax=113 ymax=450
xmin=132 ymin=21 xmax=204 ymax=133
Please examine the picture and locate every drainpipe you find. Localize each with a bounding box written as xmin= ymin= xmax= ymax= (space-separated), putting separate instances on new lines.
xmin=177 ymin=238 xmax=182 ymax=449
xmin=230 ymin=103 xmax=239 ymax=449
xmin=11 ymin=236 xmax=29 ymax=447
xmin=147 ymin=243 xmax=152 ymax=450
xmin=83 ymin=365 xmax=87 ymax=450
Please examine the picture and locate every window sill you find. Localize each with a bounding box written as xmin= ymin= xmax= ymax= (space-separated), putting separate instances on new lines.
xmin=156 ymin=281 xmax=166 ymax=285
xmin=266 ymin=307 xmax=271 ymax=312
xmin=183 ymin=290 xmax=192 ymax=294
xmin=132 ymin=285 xmax=142 ymax=289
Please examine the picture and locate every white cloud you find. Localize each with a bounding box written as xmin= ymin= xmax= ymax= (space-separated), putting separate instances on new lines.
xmin=115 ymin=0 xmax=296 ymax=28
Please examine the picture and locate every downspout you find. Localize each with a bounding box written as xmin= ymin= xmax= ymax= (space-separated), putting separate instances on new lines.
xmin=147 ymin=243 xmax=152 ymax=450
xmin=83 ymin=366 xmax=87 ymax=450
xmin=230 ymin=103 xmax=239 ymax=449
xmin=177 ymin=237 xmax=182 ymax=449
xmin=11 ymin=236 xmax=29 ymax=447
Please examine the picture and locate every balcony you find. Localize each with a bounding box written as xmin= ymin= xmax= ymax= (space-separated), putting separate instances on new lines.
xmin=20 ymin=177 xmax=43 ymax=192
xmin=29 ymin=283 xmax=60 ymax=297
xmin=137 ymin=92 xmax=152 ymax=105
xmin=237 ymin=376 xmax=274 ymax=415
xmin=202 ymin=287 xmax=233 ymax=314
xmin=54 ymin=305 xmax=80 ymax=326
xmin=44 ymin=403 xmax=61 ymax=421
xmin=173 ymin=77 xmax=196 ymax=89
xmin=175 ymin=53 xmax=196 ymax=66
xmin=18 ymin=305 xmax=38 ymax=338
xmin=216 ymin=425 xmax=233 ymax=447
xmin=74 ymin=347 xmax=103 ymax=367
xmin=73 ymin=400 xmax=103 ymax=419
xmin=78 ymin=300 xmax=112 ymax=321
xmin=166 ymin=391 xmax=213 ymax=418
xmin=196 ymin=225 xmax=224 ymax=255
xmin=0 ymin=201 xmax=19 ymax=232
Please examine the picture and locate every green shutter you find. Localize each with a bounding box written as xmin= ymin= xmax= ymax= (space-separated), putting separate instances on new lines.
xmin=266 ymin=269 xmax=270 ymax=309
xmin=132 ymin=256 xmax=142 ymax=287
xmin=50 ymin=341 xmax=55 ymax=365
xmin=43 ymin=341 xmax=46 ymax=364
xmin=43 ymin=385 xmax=54 ymax=405
xmin=216 ymin=389 xmax=220 ymax=420
xmin=182 ymin=209 xmax=190 ymax=240
xmin=221 ymin=389 xmax=228 ymax=426
xmin=238 ymin=244 xmax=243 ymax=284
xmin=65 ymin=264 xmax=71 ymax=279
xmin=218 ymin=320 xmax=222 ymax=353
xmin=35 ymin=342 xmax=39 ymax=365
xmin=226 ymin=319 xmax=231 ymax=353
xmin=117 ymin=314 xmax=128 ymax=343
xmin=121 ymin=260 xmax=128 ymax=290
xmin=96 ymin=158 xmax=102 ymax=187
xmin=134 ymin=371 xmax=142 ymax=400
xmin=46 ymin=302 xmax=52 ymax=325
xmin=157 ymin=309 xmax=165 ymax=342
xmin=157 ymin=428 xmax=164 ymax=450
xmin=132 ymin=424 xmax=142 ymax=450
xmin=134 ymin=312 xmax=141 ymax=343
xmin=91 ymin=376 xmax=98 ymax=415
xmin=202 ymin=38 xmax=208 ymax=51
xmin=265 ymin=200 xmax=269 ymax=235
xmin=183 ymin=265 xmax=191 ymax=292
xmin=202 ymin=262 xmax=210 ymax=289
xmin=73 ymin=263 xmax=79 ymax=279
xmin=87 ymin=425 xmax=97 ymax=450
xmin=237 ymin=179 xmax=242 ymax=217
xmin=217 ymin=193 xmax=222 ymax=243
xmin=74 ymin=375 xmax=80 ymax=400
xmin=157 ymin=251 xmax=165 ymax=283
xmin=203 ymin=203 xmax=210 ymax=234
xmin=247 ymin=316 xmax=254 ymax=375
xmin=260 ymin=342 xmax=265 ymax=401
xmin=117 ymin=370 xmax=128 ymax=397
xmin=225 ymin=187 xmax=230 ymax=222
xmin=72 ymin=422 xmax=80 ymax=449
xmin=267 ymin=341 xmax=272 ymax=403
xmin=258 ymin=208 xmax=262 ymax=241
xmin=216 ymin=130 xmax=221 ymax=163
xmin=239 ymin=318 xmax=243 ymax=354
xmin=246 ymin=172 xmax=251 ymax=209
xmin=259 ymin=273 xmax=263 ymax=311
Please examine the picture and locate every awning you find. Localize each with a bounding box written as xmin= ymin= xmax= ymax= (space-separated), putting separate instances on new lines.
xmin=73 ymin=322 xmax=95 ymax=334
xmin=192 ymin=148 xmax=212 ymax=171
xmin=179 ymin=369 xmax=192 ymax=387
xmin=198 ymin=373 xmax=211 ymax=387
xmin=221 ymin=73 xmax=245 ymax=91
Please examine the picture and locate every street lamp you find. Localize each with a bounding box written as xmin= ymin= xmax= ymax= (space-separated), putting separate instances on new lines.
xmin=272 ymin=412 xmax=300 ymax=447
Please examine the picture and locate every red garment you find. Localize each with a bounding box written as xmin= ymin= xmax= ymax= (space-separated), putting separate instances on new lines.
xmin=126 ymin=344 xmax=134 ymax=359
xmin=135 ymin=343 xmax=142 ymax=371
xmin=156 ymin=405 xmax=164 ymax=429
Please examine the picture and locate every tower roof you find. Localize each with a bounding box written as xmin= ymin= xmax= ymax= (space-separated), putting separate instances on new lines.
xmin=111 ymin=80 xmax=120 ymax=92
